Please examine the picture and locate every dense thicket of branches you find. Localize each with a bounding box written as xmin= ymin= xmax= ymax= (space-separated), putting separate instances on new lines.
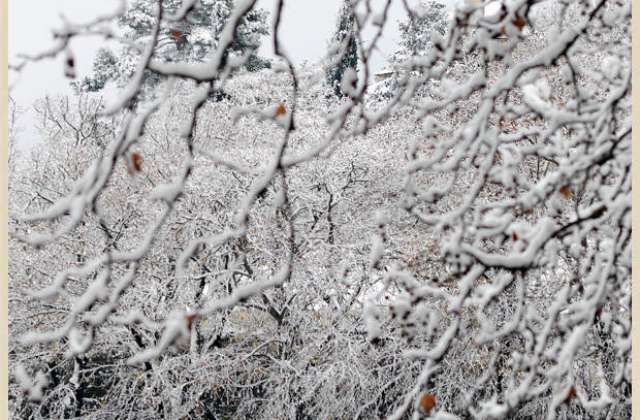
xmin=9 ymin=0 xmax=631 ymax=419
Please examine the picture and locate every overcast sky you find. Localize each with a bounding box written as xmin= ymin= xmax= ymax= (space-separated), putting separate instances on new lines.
xmin=8 ymin=0 xmax=449 ymax=148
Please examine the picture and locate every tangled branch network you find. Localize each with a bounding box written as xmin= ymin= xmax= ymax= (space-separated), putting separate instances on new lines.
xmin=9 ymin=0 xmax=631 ymax=418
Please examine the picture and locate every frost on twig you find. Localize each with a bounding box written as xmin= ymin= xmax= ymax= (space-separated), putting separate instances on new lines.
xmin=9 ymin=0 xmax=630 ymax=418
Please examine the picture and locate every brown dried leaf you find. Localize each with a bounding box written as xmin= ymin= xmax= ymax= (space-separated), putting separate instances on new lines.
xmin=419 ymin=393 xmax=436 ymax=415
xmin=275 ymin=103 xmax=287 ymax=117
xmin=563 ymin=386 xmax=577 ymax=404
xmin=512 ymin=14 xmax=526 ymax=31
xmin=125 ymin=152 xmax=143 ymax=175
xmin=185 ymin=314 xmax=198 ymax=330
xmin=131 ymin=152 xmax=143 ymax=173
xmin=500 ymin=14 xmax=526 ymax=35
xmin=559 ymin=186 xmax=573 ymax=199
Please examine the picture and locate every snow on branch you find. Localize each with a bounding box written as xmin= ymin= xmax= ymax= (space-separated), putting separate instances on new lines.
xmin=8 ymin=0 xmax=630 ymax=418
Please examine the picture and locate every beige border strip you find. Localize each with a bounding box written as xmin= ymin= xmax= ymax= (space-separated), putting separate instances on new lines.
xmin=1 ymin=0 xmax=8 ymax=417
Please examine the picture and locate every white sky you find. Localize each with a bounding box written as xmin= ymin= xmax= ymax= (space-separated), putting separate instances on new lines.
xmin=8 ymin=0 xmax=452 ymax=148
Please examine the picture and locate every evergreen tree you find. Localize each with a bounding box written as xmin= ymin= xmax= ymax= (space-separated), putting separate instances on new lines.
xmin=325 ymin=0 xmax=358 ymax=98
xmin=397 ymin=1 xmax=448 ymax=60
xmin=367 ymin=1 xmax=449 ymax=101
xmin=79 ymin=0 xmax=270 ymax=93
xmin=79 ymin=49 xmax=119 ymax=93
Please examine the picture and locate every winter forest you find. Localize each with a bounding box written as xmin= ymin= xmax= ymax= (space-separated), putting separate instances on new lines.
xmin=7 ymin=0 xmax=631 ymax=418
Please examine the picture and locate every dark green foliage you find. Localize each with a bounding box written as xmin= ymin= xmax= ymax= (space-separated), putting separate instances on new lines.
xmin=326 ymin=0 xmax=358 ymax=98
xmin=80 ymin=0 xmax=270 ymax=94
xmin=78 ymin=48 xmax=119 ymax=92
xmin=398 ymin=1 xmax=448 ymax=58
